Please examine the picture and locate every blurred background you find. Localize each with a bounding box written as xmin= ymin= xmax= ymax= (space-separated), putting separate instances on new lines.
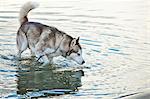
xmin=0 ymin=0 xmax=149 ymax=98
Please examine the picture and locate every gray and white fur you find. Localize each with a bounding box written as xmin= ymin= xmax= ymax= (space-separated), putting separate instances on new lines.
xmin=16 ymin=2 xmax=85 ymax=65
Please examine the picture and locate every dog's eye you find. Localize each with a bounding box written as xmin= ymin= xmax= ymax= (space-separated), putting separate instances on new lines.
xmin=77 ymin=53 xmax=80 ymax=56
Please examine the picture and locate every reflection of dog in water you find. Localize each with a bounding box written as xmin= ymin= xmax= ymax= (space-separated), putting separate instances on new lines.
xmin=16 ymin=2 xmax=85 ymax=65
xmin=17 ymin=65 xmax=84 ymax=96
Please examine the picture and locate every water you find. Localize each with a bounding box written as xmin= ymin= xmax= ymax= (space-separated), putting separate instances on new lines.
xmin=0 ymin=0 xmax=149 ymax=98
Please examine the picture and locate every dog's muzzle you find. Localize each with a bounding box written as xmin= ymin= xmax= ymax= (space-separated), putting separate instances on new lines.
xmin=82 ymin=60 xmax=85 ymax=64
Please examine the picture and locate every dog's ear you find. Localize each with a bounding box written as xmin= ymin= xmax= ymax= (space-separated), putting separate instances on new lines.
xmin=71 ymin=38 xmax=77 ymax=47
xmin=71 ymin=38 xmax=76 ymax=47
xmin=71 ymin=37 xmax=80 ymax=47
xmin=76 ymin=37 xmax=80 ymax=44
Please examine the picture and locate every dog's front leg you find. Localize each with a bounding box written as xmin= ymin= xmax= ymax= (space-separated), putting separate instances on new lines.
xmin=35 ymin=51 xmax=49 ymax=64
xmin=41 ymin=55 xmax=50 ymax=65
xmin=35 ymin=40 xmax=55 ymax=65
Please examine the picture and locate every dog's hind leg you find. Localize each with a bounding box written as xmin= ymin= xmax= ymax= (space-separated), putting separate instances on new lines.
xmin=28 ymin=45 xmax=36 ymax=57
xmin=29 ymin=48 xmax=35 ymax=57
xmin=16 ymin=30 xmax=28 ymax=59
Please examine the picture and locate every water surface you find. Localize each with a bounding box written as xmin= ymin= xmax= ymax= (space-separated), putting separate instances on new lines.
xmin=0 ymin=0 xmax=149 ymax=98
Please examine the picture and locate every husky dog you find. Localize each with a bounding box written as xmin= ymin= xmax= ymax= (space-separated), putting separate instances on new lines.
xmin=16 ymin=2 xmax=85 ymax=65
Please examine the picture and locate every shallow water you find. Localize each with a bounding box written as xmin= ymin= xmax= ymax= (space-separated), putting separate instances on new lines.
xmin=0 ymin=0 xmax=150 ymax=98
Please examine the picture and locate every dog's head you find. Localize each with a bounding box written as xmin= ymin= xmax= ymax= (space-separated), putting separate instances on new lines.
xmin=66 ymin=37 xmax=85 ymax=65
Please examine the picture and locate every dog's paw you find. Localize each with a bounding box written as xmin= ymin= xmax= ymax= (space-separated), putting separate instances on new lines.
xmin=36 ymin=56 xmax=44 ymax=63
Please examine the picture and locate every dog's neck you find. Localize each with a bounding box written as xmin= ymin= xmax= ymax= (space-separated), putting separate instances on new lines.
xmin=59 ymin=34 xmax=73 ymax=58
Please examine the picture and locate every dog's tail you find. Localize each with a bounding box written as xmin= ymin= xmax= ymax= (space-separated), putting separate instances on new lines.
xmin=19 ymin=2 xmax=39 ymax=25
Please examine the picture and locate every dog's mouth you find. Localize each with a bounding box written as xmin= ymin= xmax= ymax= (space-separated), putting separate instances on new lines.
xmin=68 ymin=57 xmax=85 ymax=65
xmin=73 ymin=59 xmax=85 ymax=65
xmin=77 ymin=60 xmax=85 ymax=65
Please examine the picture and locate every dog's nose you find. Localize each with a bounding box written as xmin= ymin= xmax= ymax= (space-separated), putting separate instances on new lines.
xmin=82 ymin=60 xmax=85 ymax=64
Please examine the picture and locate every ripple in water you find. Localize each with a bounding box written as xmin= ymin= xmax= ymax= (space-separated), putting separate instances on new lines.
xmin=0 ymin=0 xmax=150 ymax=98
